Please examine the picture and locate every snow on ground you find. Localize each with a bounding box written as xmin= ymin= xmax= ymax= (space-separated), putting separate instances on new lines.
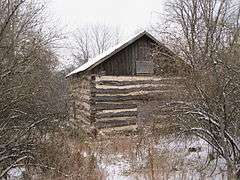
xmin=7 ymin=167 xmax=25 ymax=180
xmin=5 ymin=136 xmax=228 ymax=179
xmin=96 ymin=136 xmax=227 ymax=180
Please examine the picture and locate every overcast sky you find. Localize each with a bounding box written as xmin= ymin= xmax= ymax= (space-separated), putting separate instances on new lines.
xmin=49 ymin=0 xmax=166 ymax=37
xmin=48 ymin=0 xmax=167 ymax=66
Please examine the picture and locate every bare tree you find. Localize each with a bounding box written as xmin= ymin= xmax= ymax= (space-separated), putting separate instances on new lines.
xmin=71 ymin=23 xmax=121 ymax=65
xmin=153 ymin=0 xmax=240 ymax=178
xmin=0 ymin=0 xmax=67 ymax=177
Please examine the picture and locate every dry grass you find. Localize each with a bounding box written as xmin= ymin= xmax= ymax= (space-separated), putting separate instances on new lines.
xmin=29 ymin=126 xmax=226 ymax=180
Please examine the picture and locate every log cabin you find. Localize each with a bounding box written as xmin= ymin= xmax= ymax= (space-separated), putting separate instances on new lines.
xmin=66 ymin=31 xmax=188 ymax=132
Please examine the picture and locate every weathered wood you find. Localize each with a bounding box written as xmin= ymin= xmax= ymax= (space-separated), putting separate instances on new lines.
xmin=94 ymin=102 xmax=137 ymax=111
xmin=95 ymin=117 xmax=137 ymax=129
xmin=93 ymin=90 xmax=185 ymax=102
xmin=69 ymin=73 xmax=188 ymax=130
xmin=94 ymin=85 xmax=184 ymax=94
xmin=95 ymin=75 xmax=184 ymax=81
xmin=94 ymin=94 xmax=143 ymax=102
xmin=96 ymin=116 xmax=137 ymax=122
xmin=96 ymin=79 xmax=183 ymax=86
xmin=96 ymin=110 xmax=138 ymax=119
xmin=89 ymin=75 xmax=97 ymax=123
xmin=67 ymin=32 xmax=189 ymax=130
xmin=91 ymin=35 xmax=156 ymax=76
xmin=68 ymin=74 xmax=92 ymax=126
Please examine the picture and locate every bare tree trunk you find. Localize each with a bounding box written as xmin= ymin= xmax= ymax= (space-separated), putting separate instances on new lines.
xmin=152 ymin=0 xmax=240 ymax=176
xmin=70 ymin=23 xmax=121 ymax=66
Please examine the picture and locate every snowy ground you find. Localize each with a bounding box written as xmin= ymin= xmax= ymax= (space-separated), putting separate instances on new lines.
xmin=6 ymin=167 xmax=25 ymax=180
xmin=6 ymin=135 xmax=227 ymax=180
xmin=95 ymin=136 xmax=227 ymax=180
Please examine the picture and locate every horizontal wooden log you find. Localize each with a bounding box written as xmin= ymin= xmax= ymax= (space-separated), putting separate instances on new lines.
xmin=96 ymin=110 xmax=138 ymax=118
xmin=94 ymin=94 xmax=143 ymax=102
xmin=96 ymin=79 xmax=184 ymax=86
xmin=96 ymin=108 xmax=137 ymax=115
xmin=94 ymin=85 xmax=185 ymax=95
xmin=95 ymin=118 xmax=137 ymax=129
xmin=94 ymin=102 xmax=137 ymax=111
xmin=96 ymin=116 xmax=137 ymax=121
xmin=96 ymin=76 xmax=184 ymax=81
xmin=93 ymin=90 xmax=186 ymax=102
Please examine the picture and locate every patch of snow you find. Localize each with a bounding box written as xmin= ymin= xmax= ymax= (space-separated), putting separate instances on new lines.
xmin=7 ymin=167 xmax=25 ymax=180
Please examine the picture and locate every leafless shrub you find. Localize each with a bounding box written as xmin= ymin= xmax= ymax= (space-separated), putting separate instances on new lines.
xmin=152 ymin=0 xmax=240 ymax=178
xmin=0 ymin=0 xmax=69 ymax=177
xmin=70 ymin=23 xmax=121 ymax=66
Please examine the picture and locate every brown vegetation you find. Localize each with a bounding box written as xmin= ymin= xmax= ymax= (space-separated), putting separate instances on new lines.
xmin=153 ymin=0 xmax=240 ymax=178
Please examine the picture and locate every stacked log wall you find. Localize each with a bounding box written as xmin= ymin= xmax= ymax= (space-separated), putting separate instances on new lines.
xmin=68 ymin=74 xmax=92 ymax=125
xmin=90 ymin=76 xmax=187 ymax=129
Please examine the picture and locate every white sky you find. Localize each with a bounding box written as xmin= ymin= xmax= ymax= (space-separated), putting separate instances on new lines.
xmin=48 ymin=0 xmax=167 ymax=67
xmin=49 ymin=0 xmax=166 ymax=36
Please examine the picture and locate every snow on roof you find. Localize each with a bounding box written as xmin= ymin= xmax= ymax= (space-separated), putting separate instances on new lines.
xmin=66 ymin=31 xmax=160 ymax=77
